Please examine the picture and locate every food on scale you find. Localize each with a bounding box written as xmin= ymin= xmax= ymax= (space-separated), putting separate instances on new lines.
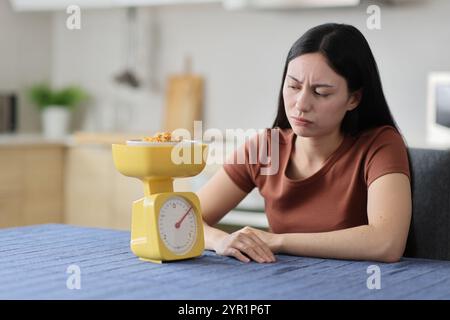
xmin=142 ymin=131 xmax=181 ymax=143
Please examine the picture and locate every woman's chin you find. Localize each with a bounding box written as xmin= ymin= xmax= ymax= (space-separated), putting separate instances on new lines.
xmin=291 ymin=125 xmax=314 ymax=137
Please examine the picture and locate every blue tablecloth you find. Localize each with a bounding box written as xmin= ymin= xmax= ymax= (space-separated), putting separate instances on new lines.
xmin=1 ymin=224 xmax=449 ymax=300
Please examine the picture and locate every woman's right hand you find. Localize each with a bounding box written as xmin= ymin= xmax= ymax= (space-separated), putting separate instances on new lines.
xmin=213 ymin=227 xmax=276 ymax=263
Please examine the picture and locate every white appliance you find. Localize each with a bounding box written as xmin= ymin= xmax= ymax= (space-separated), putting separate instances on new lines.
xmin=223 ymin=0 xmax=360 ymax=10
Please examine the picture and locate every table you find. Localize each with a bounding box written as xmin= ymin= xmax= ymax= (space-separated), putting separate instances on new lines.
xmin=1 ymin=224 xmax=449 ymax=300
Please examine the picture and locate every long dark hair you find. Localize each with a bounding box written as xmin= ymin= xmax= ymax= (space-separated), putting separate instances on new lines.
xmin=272 ymin=23 xmax=401 ymax=138
xmin=272 ymin=23 xmax=415 ymax=211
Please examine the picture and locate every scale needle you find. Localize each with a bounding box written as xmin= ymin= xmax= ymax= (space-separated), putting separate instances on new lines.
xmin=175 ymin=206 xmax=192 ymax=229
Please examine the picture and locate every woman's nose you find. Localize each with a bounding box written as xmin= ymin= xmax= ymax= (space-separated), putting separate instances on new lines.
xmin=294 ymin=91 xmax=312 ymax=113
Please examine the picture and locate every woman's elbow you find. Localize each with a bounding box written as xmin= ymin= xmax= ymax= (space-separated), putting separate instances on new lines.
xmin=378 ymin=251 xmax=402 ymax=263
xmin=374 ymin=238 xmax=406 ymax=263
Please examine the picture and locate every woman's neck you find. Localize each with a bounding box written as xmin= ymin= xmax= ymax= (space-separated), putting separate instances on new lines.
xmin=293 ymin=129 xmax=345 ymax=167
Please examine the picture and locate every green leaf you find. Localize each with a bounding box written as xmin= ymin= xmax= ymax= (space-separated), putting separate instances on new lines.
xmin=26 ymin=83 xmax=88 ymax=111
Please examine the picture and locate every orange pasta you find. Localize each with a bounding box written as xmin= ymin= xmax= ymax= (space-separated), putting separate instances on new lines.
xmin=142 ymin=132 xmax=181 ymax=142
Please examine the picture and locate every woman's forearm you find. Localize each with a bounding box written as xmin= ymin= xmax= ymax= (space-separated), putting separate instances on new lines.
xmin=203 ymin=222 xmax=229 ymax=251
xmin=277 ymin=225 xmax=401 ymax=263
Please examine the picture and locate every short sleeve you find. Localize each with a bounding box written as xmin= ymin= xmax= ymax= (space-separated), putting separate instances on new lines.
xmin=222 ymin=133 xmax=259 ymax=193
xmin=364 ymin=127 xmax=411 ymax=187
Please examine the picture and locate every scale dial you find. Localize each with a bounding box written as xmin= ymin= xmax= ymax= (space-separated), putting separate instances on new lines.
xmin=158 ymin=196 xmax=197 ymax=255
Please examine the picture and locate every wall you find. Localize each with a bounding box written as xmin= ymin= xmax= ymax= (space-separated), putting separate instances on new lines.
xmin=0 ymin=0 xmax=52 ymax=133
xmin=9 ymin=0 xmax=450 ymax=147
xmin=147 ymin=0 xmax=450 ymax=147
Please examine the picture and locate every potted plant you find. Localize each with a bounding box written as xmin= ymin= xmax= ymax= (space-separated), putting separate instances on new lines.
xmin=27 ymin=83 xmax=88 ymax=138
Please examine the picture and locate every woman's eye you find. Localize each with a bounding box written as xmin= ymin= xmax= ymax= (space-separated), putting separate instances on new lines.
xmin=314 ymin=90 xmax=329 ymax=97
xmin=288 ymin=85 xmax=302 ymax=91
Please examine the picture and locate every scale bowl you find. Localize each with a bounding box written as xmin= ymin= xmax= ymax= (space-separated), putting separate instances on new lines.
xmin=112 ymin=140 xmax=208 ymax=179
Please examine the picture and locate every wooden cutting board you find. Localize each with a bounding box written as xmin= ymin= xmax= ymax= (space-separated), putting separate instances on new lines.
xmin=163 ymin=74 xmax=203 ymax=136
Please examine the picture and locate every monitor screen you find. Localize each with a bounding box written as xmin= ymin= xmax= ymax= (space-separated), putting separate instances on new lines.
xmin=427 ymin=73 xmax=450 ymax=147
xmin=436 ymin=83 xmax=450 ymax=128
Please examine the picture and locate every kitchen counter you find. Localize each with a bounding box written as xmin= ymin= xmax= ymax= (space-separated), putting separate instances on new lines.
xmin=1 ymin=224 xmax=449 ymax=299
xmin=0 ymin=133 xmax=70 ymax=147
xmin=0 ymin=132 xmax=146 ymax=147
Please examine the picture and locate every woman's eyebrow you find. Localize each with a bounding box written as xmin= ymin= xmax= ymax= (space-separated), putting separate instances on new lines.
xmin=287 ymin=75 xmax=334 ymax=87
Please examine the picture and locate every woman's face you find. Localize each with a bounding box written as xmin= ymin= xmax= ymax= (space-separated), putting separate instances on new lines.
xmin=283 ymin=52 xmax=360 ymax=137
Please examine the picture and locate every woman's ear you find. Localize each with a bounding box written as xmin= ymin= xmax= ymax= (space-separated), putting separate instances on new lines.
xmin=347 ymin=88 xmax=363 ymax=111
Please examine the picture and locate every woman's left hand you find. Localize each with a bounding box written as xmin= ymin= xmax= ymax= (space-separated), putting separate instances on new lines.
xmin=238 ymin=226 xmax=282 ymax=254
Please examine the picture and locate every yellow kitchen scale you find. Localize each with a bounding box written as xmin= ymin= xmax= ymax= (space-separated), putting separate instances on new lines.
xmin=112 ymin=137 xmax=208 ymax=263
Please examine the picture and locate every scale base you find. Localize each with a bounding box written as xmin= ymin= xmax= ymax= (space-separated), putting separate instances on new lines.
xmin=139 ymin=257 xmax=163 ymax=264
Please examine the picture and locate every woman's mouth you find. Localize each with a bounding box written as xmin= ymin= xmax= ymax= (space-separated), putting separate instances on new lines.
xmin=291 ymin=116 xmax=313 ymax=126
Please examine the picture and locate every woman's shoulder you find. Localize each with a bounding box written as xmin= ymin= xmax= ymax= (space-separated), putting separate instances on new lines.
xmin=357 ymin=125 xmax=403 ymax=141
xmin=354 ymin=125 xmax=407 ymax=151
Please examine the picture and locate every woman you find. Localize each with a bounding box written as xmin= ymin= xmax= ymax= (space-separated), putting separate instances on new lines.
xmin=197 ymin=23 xmax=412 ymax=264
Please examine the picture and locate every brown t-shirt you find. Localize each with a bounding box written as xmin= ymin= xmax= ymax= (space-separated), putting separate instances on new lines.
xmin=222 ymin=125 xmax=411 ymax=233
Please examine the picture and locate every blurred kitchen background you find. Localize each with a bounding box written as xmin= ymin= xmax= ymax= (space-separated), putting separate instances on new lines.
xmin=1 ymin=0 xmax=450 ymax=231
